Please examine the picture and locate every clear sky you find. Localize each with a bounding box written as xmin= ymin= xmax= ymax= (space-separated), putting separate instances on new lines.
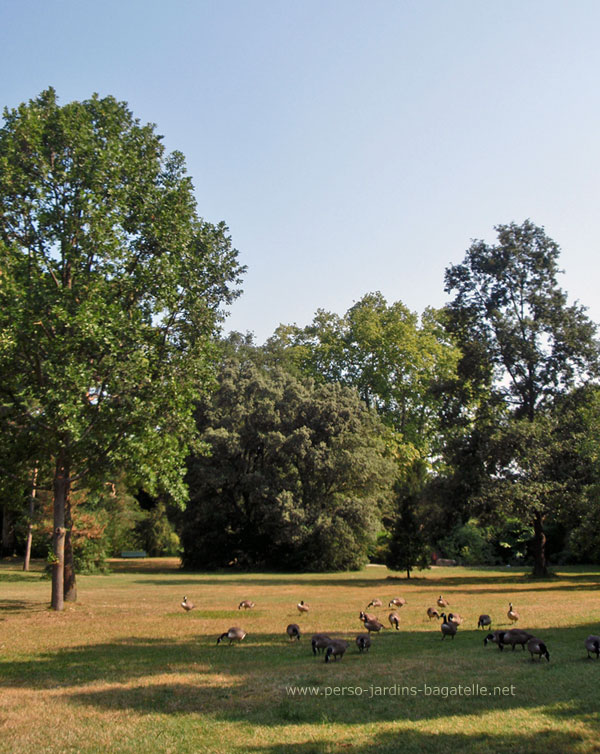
xmin=2 ymin=0 xmax=599 ymax=343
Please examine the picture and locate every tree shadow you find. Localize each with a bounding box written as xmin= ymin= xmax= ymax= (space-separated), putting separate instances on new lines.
xmin=0 ymin=598 xmax=47 ymax=613
xmin=239 ymin=728 xmax=586 ymax=754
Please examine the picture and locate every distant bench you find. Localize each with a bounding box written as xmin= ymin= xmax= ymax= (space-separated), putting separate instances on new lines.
xmin=120 ymin=551 xmax=147 ymax=558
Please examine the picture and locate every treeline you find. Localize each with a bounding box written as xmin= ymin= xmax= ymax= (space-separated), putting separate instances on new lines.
xmin=2 ymin=91 xmax=600 ymax=606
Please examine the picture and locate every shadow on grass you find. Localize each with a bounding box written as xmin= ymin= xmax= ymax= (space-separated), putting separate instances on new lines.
xmin=0 ymin=598 xmax=47 ymax=613
xmin=3 ymin=624 xmax=600 ymax=734
xmin=240 ymin=728 xmax=587 ymax=754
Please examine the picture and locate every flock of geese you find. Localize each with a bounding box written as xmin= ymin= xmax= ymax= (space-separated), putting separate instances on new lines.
xmin=181 ymin=594 xmax=600 ymax=664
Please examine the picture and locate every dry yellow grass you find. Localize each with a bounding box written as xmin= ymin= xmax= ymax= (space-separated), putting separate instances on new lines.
xmin=1 ymin=558 xmax=600 ymax=753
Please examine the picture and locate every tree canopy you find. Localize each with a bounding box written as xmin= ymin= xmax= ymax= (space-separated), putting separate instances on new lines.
xmin=181 ymin=357 xmax=396 ymax=571
xmin=0 ymin=88 xmax=244 ymax=606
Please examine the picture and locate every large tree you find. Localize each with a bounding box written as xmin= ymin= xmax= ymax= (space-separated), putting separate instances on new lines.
xmin=0 ymin=89 xmax=244 ymax=608
xmin=444 ymin=220 xmax=599 ymax=576
xmin=181 ymin=358 xmax=396 ymax=571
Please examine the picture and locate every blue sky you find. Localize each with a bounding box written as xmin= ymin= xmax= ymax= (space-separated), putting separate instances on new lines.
xmin=2 ymin=1 xmax=599 ymax=342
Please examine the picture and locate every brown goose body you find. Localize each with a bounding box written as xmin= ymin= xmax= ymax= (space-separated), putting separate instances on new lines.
xmin=217 ymin=627 xmax=247 ymax=645
xmin=286 ymin=623 xmax=301 ymax=641
xmin=356 ymin=633 xmax=371 ymax=652
xmin=585 ymin=635 xmax=600 ymax=659
xmin=324 ymin=639 xmax=348 ymax=662
xmin=311 ymin=633 xmax=332 ymax=655
xmin=388 ymin=612 xmax=400 ymax=630
xmin=527 ymin=637 xmax=550 ymax=662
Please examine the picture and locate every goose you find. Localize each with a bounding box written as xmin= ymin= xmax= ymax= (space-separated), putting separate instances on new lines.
xmin=359 ymin=611 xmax=377 ymax=624
xmin=477 ymin=614 xmax=492 ymax=630
xmin=440 ymin=613 xmax=457 ymax=640
xmin=311 ymin=633 xmax=332 ymax=655
xmin=366 ymin=598 xmax=383 ymax=608
xmin=437 ymin=596 xmax=449 ymax=608
xmin=484 ymin=630 xmax=507 ymax=648
xmin=238 ymin=600 xmax=255 ymax=610
xmin=388 ymin=597 xmax=406 ymax=608
xmin=427 ymin=607 xmax=441 ymax=621
xmin=217 ymin=627 xmax=247 ymax=645
xmin=324 ymin=639 xmax=348 ymax=663
xmin=363 ymin=618 xmax=384 ymax=633
xmin=527 ymin=637 xmax=550 ymax=662
xmin=507 ymin=603 xmax=519 ymax=624
xmin=181 ymin=596 xmax=195 ymax=612
xmin=388 ymin=612 xmax=400 ymax=630
xmin=584 ymin=635 xmax=600 ymax=659
xmin=286 ymin=624 xmax=301 ymax=641
xmin=500 ymin=629 xmax=534 ymax=651
xmin=447 ymin=612 xmax=464 ymax=626
xmin=297 ymin=600 xmax=310 ymax=614
xmin=356 ymin=633 xmax=371 ymax=653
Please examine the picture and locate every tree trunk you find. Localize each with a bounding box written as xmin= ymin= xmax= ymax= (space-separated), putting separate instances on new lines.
xmin=406 ymin=566 xmax=411 ymax=579
xmin=23 ymin=467 xmax=38 ymax=572
xmin=532 ymin=511 xmax=548 ymax=578
xmin=64 ymin=493 xmax=77 ymax=602
xmin=51 ymin=454 xmax=70 ymax=611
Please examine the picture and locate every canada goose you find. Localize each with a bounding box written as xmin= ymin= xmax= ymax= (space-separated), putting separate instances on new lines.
xmin=181 ymin=596 xmax=195 ymax=611
xmin=297 ymin=600 xmax=310 ymax=614
xmin=217 ymin=627 xmax=247 ymax=645
xmin=388 ymin=612 xmax=400 ymax=630
xmin=238 ymin=600 xmax=255 ymax=610
xmin=388 ymin=597 xmax=406 ymax=608
xmin=437 ymin=596 xmax=449 ymax=608
xmin=427 ymin=607 xmax=440 ymax=620
xmin=324 ymin=639 xmax=348 ymax=663
xmin=584 ymin=635 xmax=600 ymax=659
xmin=440 ymin=613 xmax=457 ymax=640
xmin=484 ymin=630 xmax=507 ymax=648
xmin=363 ymin=618 xmax=384 ymax=633
xmin=527 ymin=637 xmax=550 ymax=662
xmin=286 ymin=623 xmax=301 ymax=641
xmin=366 ymin=598 xmax=383 ymax=608
xmin=311 ymin=633 xmax=332 ymax=655
xmin=356 ymin=633 xmax=371 ymax=652
xmin=359 ymin=611 xmax=377 ymax=624
xmin=500 ymin=629 xmax=534 ymax=651
xmin=507 ymin=603 xmax=519 ymax=623
xmin=447 ymin=612 xmax=464 ymax=626
xmin=477 ymin=614 xmax=492 ymax=630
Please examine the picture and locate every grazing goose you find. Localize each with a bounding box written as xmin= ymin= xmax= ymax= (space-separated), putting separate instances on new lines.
xmin=181 ymin=596 xmax=195 ymax=612
xmin=238 ymin=600 xmax=255 ymax=610
xmin=427 ymin=607 xmax=441 ymax=621
xmin=366 ymin=598 xmax=383 ymax=609
xmin=527 ymin=637 xmax=550 ymax=662
xmin=440 ymin=613 xmax=458 ymax=640
xmin=584 ymin=635 xmax=600 ymax=659
xmin=286 ymin=623 xmax=301 ymax=641
xmin=217 ymin=627 xmax=247 ymax=645
xmin=500 ymin=629 xmax=534 ymax=651
xmin=388 ymin=612 xmax=400 ymax=630
xmin=363 ymin=618 xmax=385 ymax=633
xmin=311 ymin=633 xmax=332 ymax=655
xmin=437 ymin=596 xmax=449 ymax=608
xmin=359 ymin=611 xmax=377 ymax=624
xmin=297 ymin=600 xmax=310 ymax=614
xmin=477 ymin=614 xmax=492 ymax=630
xmin=324 ymin=639 xmax=348 ymax=663
xmin=356 ymin=633 xmax=371 ymax=653
xmin=389 ymin=597 xmax=406 ymax=608
xmin=484 ymin=630 xmax=507 ymax=648
xmin=507 ymin=603 xmax=519 ymax=624
xmin=447 ymin=612 xmax=464 ymax=626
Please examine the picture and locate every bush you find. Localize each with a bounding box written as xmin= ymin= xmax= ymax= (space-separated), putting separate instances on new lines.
xmin=439 ymin=520 xmax=498 ymax=565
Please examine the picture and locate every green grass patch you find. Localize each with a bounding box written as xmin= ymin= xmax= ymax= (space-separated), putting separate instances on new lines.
xmin=1 ymin=559 xmax=600 ymax=753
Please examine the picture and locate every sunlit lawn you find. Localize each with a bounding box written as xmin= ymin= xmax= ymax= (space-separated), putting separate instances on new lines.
xmin=1 ymin=557 xmax=599 ymax=753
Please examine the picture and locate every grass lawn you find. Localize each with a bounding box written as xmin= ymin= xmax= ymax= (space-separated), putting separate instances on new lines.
xmin=1 ymin=558 xmax=599 ymax=753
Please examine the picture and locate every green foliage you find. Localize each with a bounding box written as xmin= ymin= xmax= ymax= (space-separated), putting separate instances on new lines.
xmin=181 ymin=359 xmax=396 ymax=571
xmin=438 ymin=520 xmax=498 ymax=566
xmin=135 ymin=501 xmax=180 ymax=557
xmin=443 ymin=221 xmax=600 ymax=575
xmin=385 ymin=494 xmax=431 ymax=577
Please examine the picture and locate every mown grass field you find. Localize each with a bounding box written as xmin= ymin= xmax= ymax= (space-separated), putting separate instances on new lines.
xmin=1 ymin=558 xmax=599 ymax=753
